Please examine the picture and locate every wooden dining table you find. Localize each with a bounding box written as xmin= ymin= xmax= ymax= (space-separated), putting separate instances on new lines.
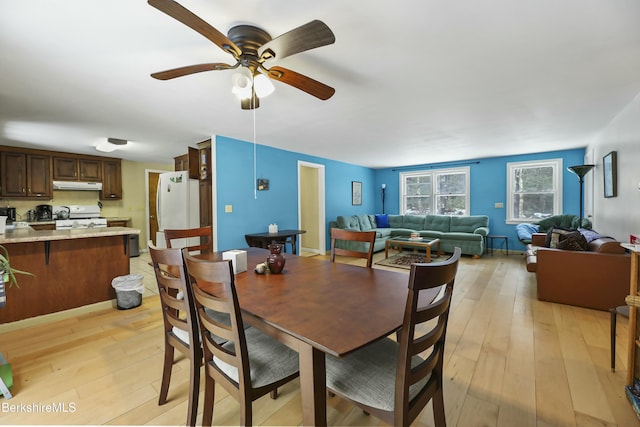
xmin=198 ymin=247 xmax=439 ymax=426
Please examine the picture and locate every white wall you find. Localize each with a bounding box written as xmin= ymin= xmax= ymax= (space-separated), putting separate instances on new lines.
xmin=588 ymin=93 xmax=640 ymax=240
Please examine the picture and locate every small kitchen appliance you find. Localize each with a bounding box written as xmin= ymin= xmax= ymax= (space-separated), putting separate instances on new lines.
xmin=0 ymin=207 xmax=16 ymax=223
xmin=35 ymin=204 xmax=52 ymax=221
xmin=54 ymin=205 xmax=107 ymax=229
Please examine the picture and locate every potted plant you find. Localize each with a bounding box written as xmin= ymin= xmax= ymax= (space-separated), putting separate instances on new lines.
xmin=0 ymin=245 xmax=34 ymax=308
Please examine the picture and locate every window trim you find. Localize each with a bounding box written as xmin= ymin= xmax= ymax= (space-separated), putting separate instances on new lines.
xmin=506 ymin=158 xmax=562 ymax=224
xmin=400 ymin=166 xmax=470 ymax=216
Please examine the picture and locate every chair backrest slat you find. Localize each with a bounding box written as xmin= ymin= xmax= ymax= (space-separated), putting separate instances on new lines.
xmin=330 ymin=228 xmax=376 ymax=268
xmin=165 ymin=226 xmax=214 ymax=254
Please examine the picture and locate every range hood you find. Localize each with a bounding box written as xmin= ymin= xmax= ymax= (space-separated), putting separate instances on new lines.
xmin=53 ymin=181 xmax=103 ymax=191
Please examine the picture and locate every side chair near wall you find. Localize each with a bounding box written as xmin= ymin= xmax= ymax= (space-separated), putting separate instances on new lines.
xmin=164 ymin=225 xmax=214 ymax=254
xmin=182 ymin=251 xmax=300 ymax=426
xmin=326 ymin=247 xmax=462 ymax=427
xmin=148 ymin=242 xmax=202 ymax=427
xmin=330 ymin=228 xmax=376 ymax=268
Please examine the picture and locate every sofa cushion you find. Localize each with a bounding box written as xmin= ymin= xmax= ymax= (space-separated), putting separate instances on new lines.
xmin=387 ymin=215 xmax=404 ymax=228
xmin=402 ymin=215 xmax=426 ymax=231
xmin=424 ymin=215 xmax=451 ymax=233
xmin=375 ymin=214 xmax=390 ymax=228
xmin=357 ymin=214 xmax=375 ymax=231
xmin=450 ymin=215 xmax=489 ymax=233
xmin=337 ymin=215 xmax=360 ymax=231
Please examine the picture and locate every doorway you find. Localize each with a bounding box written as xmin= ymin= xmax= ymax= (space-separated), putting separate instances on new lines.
xmin=146 ymin=169 xmax=166 ymax=247
xmin=298 ymin=161 xmax=325 ymax=256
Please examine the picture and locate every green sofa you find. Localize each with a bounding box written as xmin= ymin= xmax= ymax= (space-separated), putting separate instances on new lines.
xmin=329 ymin=214 xmax=489 ymax=257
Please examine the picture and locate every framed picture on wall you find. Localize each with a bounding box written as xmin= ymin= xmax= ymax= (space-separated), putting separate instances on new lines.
xmin=603 ymin=151 xmax=617 ymax=198
xmin=352 ymin=181 xmax=362 ymax=205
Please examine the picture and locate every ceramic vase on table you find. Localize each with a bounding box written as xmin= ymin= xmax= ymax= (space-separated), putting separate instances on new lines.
xmin=267 ymin=243 xmax=286 ymax=274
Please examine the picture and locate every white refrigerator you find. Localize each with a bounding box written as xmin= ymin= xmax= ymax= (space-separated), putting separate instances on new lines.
xmin=155 ymin=170 xmax=200 ymax=248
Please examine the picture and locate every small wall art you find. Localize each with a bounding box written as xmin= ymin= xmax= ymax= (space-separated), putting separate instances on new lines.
xmin=257 ymin=178 xmax=269 ymax=191
xmin=352 ymin=181 xmax=362 ymax=205
xmin=603 ymin=151 xmax=617 ymax=198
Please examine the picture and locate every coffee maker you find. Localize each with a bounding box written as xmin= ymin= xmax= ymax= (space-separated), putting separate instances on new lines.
xmin=35 ymin=204 xmax=53 ymax=221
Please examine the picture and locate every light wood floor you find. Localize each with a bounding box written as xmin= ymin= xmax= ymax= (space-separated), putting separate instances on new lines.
xmin=0 ymin=249 xmax=637 ymax=426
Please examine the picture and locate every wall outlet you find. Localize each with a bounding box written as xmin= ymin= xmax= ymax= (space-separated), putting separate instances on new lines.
xmin=225 ymin=205 xmax=233 ymax=213
xmin=494 ymin=202 xmax=504 ymax=208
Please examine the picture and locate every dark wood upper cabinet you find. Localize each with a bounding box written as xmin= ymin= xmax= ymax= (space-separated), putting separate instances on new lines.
xmin=53 ymin=156 xmax=102 ymax=181
xmin=52 ymin=156 xmax=78 ymax=180
xmin=174 ymin=147 xmax=199 ymax=179
xmin=80 ymin=158 xmax=102 ymax=181
xmin=27 ymin=154 xmax=52 ymax=197
xmin=101 ymin=159 xmax=122 ymax=200
xmin=0 ymin=151 xmax=51 ymax=199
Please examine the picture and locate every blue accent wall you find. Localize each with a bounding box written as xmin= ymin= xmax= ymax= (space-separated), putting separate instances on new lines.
xmin=374 ymin=148 xmax=587 ymax=251
xmin=215 ymin=135 xmax=585 ymax=253
xmin=215 ymin=135 xmax=375 ymax=251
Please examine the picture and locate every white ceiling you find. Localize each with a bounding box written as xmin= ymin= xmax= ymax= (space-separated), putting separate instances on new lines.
xmin=1 ymin=0 xmax=639 ymax=168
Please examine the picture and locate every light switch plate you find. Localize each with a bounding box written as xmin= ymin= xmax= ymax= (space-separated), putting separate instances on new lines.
xmin=494 ymin=202 xmax=504 ymax=208
xmin=225 ymin=205 xmax=233 ymax=213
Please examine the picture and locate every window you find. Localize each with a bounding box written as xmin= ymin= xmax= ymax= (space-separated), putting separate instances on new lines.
xmin=507 ymin=159 xmax=562 ymax=223
xmin=400 ymin=167 xmax=470 ymax=215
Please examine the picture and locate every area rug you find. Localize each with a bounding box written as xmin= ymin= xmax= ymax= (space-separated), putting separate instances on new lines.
xmin=376 ymin=252 xmax=437 ymax=269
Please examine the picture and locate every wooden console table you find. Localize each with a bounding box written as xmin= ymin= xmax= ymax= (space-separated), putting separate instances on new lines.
xmin=244 ymin=229 xmax=306 ymax=255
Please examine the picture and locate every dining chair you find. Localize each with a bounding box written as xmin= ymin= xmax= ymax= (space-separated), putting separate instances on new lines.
xmin=610 ymin=305 xmax=630 ymax=372
xmin=148 ymin=242 xmax=202 ymax=427
xmin=330 ymin=228 xmax=377 ymax=268
xmin=182 ymin=250 xmax=300 ymax=426
xmin=164 ymin=225 xmax=213 ymax=254
xmin=326 ymin=247 xmax=462 ymax=427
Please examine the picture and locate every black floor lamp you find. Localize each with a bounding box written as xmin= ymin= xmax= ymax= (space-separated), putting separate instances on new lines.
xmin=381 ymin=184 xmax=386 ymax=214
xmin=567 ymin=164 xmax=594 ymax=228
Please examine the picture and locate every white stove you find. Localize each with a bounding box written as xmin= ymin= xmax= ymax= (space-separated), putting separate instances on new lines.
xmin=54 ymin=205 xmax=108 ymax=230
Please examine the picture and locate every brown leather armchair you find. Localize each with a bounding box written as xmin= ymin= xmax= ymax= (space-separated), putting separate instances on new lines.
xmin=526 ymin=233 xmax=631 ymax=311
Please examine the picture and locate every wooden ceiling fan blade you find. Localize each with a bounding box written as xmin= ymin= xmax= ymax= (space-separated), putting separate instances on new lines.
xmin=266 ymin=66 xmax=335 ymax=100
xmin=258 ymin=20 xmax=335 ymax=60
xmin=148 ymin=0 xmax=241 ymax=57
xmin=151 ymin=63 xmax=233 ymax=80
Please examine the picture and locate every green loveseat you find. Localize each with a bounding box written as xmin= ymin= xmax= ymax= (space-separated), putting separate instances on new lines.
xmin=329 ymin=214 xmax=489 ymax=257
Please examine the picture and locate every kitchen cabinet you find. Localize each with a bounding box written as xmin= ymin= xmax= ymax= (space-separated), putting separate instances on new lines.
xmin=101 ymin=159 xmax=122 ymax=200
xmin=174 ymin=147 xmax=199 ymax=179
xmin=53 ymin=156 xmax=102 ymax=181
xmin=0 ymin=151 xmax=52 ymax=199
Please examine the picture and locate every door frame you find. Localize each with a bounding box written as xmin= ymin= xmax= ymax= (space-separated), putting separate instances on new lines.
xmin=145 ymin=168 xmax=170 ymax=249
xmin=297 ymin=161 xmax=326 ymax=255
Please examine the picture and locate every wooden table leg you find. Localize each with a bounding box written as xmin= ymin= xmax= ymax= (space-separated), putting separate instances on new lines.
xmin=298 ymin=343 xmax=326 ymax=426
xmin=426 ymin=245 xmax=432 ymax=263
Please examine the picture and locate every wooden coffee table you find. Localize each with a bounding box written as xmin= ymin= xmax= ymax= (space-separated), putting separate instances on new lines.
xmin=385 ymin=236 xmax=441 ymax=263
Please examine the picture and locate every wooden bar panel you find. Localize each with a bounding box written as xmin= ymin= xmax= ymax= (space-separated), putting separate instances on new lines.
xmin=0 ymin=235 xmax=131 ymax=323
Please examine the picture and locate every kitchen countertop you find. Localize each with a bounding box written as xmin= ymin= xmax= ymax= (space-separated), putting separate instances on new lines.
xmin=20 ymin=216 xmax=131 ymax=226
xmin=0 ymin=226 xmax=140 ymax=244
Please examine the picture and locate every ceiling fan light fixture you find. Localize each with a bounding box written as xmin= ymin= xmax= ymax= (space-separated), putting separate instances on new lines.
xmin=253 ymin=73 xmax=274 ymax=97
xmin=232 ymin=68 xmax=253 ymax=99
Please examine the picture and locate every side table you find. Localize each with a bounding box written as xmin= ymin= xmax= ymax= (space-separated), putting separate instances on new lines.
xmin=245 ymin=229 xmax=306 ymax=255
xmin=487 ymin=235 xmax=509 ymax=256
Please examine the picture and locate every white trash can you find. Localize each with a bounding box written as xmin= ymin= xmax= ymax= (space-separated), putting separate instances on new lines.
xmin=111 ymin=274 xmax=144 ymax=310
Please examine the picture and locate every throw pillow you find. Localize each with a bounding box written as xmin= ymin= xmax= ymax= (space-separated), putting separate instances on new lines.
xmin=578 ymin=228 xmax=602 ymax=243
xmin=545 ymin=226 xmax=572 ymax=248
xmin=556 ymin=231 xmax=588 ymax=251
xmin=375 ymin=214 xmax=390 ymax=228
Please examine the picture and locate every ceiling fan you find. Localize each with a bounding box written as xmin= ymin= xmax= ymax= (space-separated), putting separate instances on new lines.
xmin=148 ymin=0 xmax=336 ymax=109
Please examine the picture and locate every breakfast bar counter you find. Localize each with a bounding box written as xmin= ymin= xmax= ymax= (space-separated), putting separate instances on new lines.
xmin=0 ymin=227 xmax=140 ymax=324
